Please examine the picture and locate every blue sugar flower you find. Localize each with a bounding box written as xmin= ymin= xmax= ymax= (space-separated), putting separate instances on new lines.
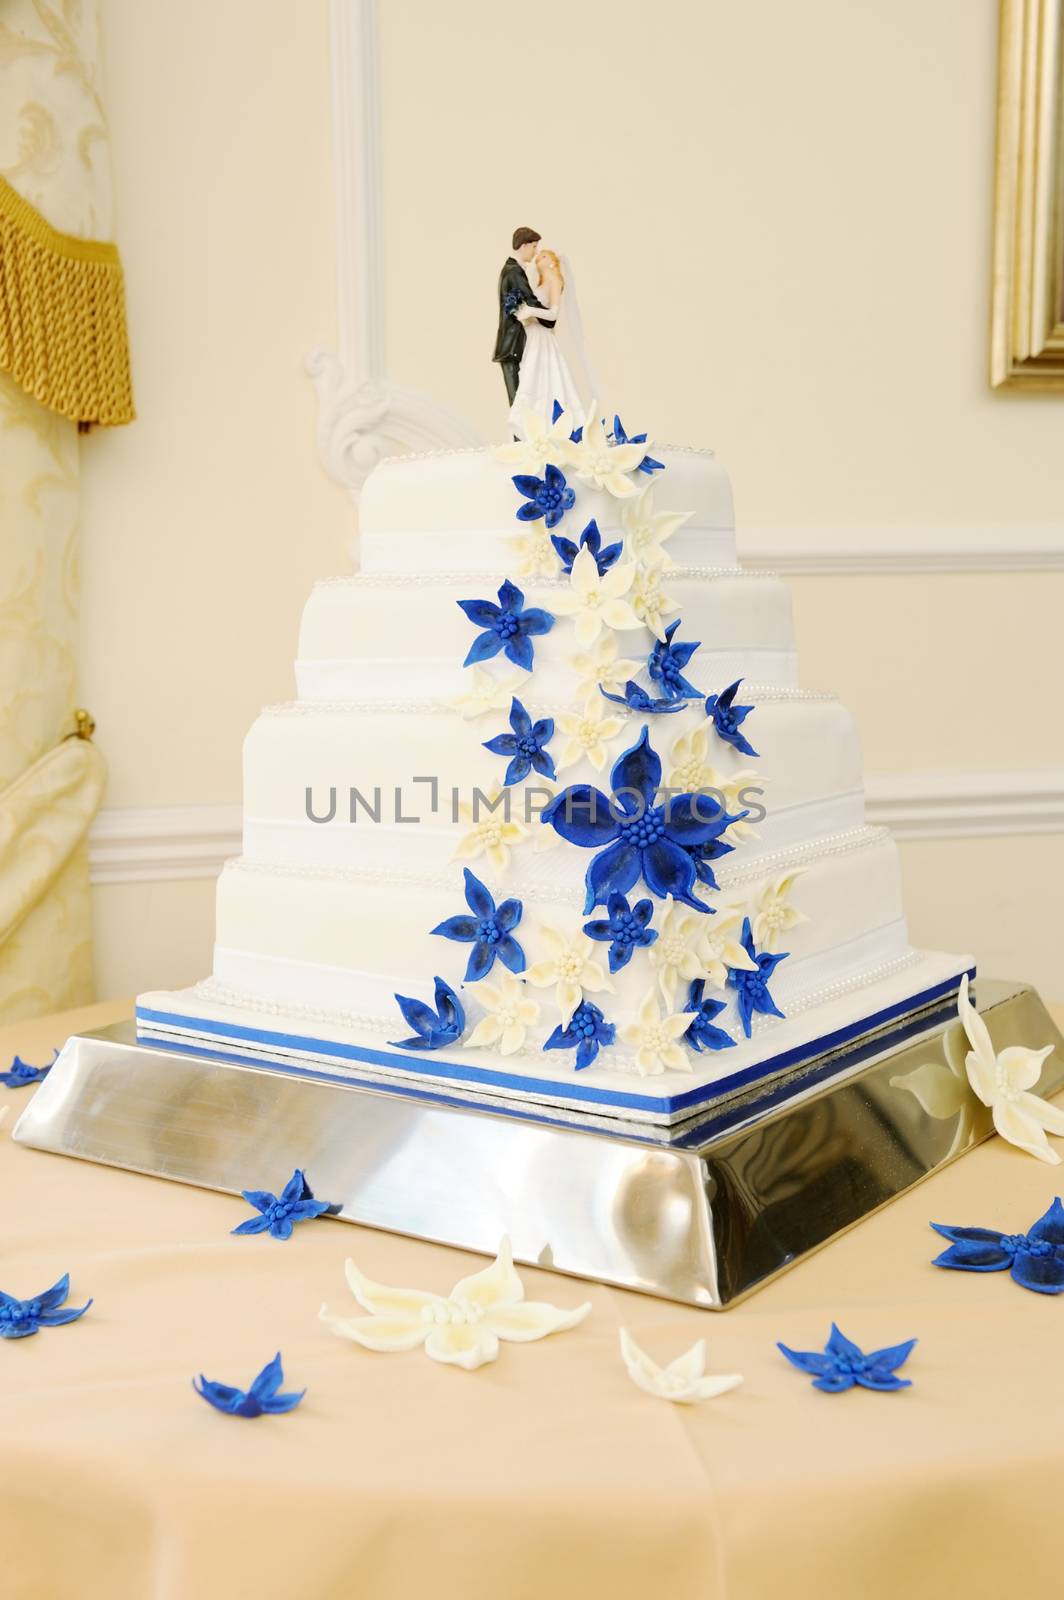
xmin=1 ymin=1051 xmax=57 ymax=1088
xmin=431 ymin=867 xmax=525 ymax=981
xmin=583 ymin=892 xmax=658 ymax=974
xmin=612 ymin=415 xmax=664 ymax=475
xmin=599 ymin=680 xmax=685 ymax=715
xmin=0 ymin=1273 xmax=91 ymax=1339
xmin=727 ymin=918 xmax=787 ymax=1037
xmin=685 ymin=834 xmax=736 ymax=891
xmin=483 ymin=696 xmax=556 ymax=785
xmin=542 ymin=727 xmax=730 ymax=914
xmin=647 ymin=619 xmax=702 ymax=701
xmin=391 ymin=976 xmax=466 ymax=1051
xmin=704 ymin=679 xmax=758 ymax=757
xmin=232 ymin=1169 xmax=340 ymax=1239
xmin=778 ymin=1324 xmax=916 ymax=1393
xmin=512 ymin=464 xmax=576 ymax=529
xmin=550 ymin=518 xmax=622 ymax=576
xmin=551 ymin=398 xmax=582 ymax=441
xmin=543 ymin=1001 xmax=616 ymax=1071
xmin=194 ymin=1352 xmax=305 ymax=1418
xmin=457 ymin=579 xmax=555 ymax=672
xmin=931 ymin=1196 xmax=1064 ymax=1295
xmin=683 ymin=980 xmax=736 ymax=1052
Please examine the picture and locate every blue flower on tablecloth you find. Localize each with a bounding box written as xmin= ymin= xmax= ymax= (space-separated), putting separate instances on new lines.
xmin=599 ymin=681 xmax=685 ymax=716
xmin=542 ymin=727 xmax=729 ymax=914
xmin=647 ymin=619 xmax=702 ymax=702
xmin=683 ymin=981 xmax=736 ymax=1053
xmin=431 ymin=867 xmax=525 ymax=982
xmin=704 ymin=679 xmax=759 ymax=757
xmin=194 ymin=1352 xmax=305 ymax=1418
xmin=931 ymin=1196 xmax=1064 ymax=1294
xmin=551 ymin=398 xmax=583 ymax=442
xmin=232 ymin=1169 xmax=340 ymax=1239
xmin=727 ymin=918 xmax=787 ymax=1038
xmin=457 ymin=579 xmax=555 ymax=672
xmin=503 ymin=289 xmax=521 ymax=316
xmin=0 ymin=1051 xmax=57 ymax=1088
xmin=550 ymin=518 xmax=622 ymax=577
xmin=685 ymin=833 xmax=736 ymax=892
xmin=0 ymin=1273 xmax=92 ymax=1339
xmin=611 ymin=415 xmax=664 ymax=475
xmin=543 ymin=1001 xmax=616 ymax=1071
xmin=512 ymin=464 xmax=576 ymax=529
xmin=583 ymin=892 xmax=658 ymax=974
xmin=391 ymin=976 xmax=466 ymax=1051
xmin=483 ymin=697 xmax=556 ymax=785
xmin=778 ymin=1324 xmax=916 ymax=1393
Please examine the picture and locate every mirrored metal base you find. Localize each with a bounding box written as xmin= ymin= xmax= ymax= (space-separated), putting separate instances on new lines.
xmin=13 ymin=979 xmax=1063 ymax=1307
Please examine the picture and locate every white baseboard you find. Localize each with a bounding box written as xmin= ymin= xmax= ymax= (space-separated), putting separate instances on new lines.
xmin=739 ymin=524 xmax=1064 ymax=574
xmin=88 ymin=771 xmax=1064 ymax=885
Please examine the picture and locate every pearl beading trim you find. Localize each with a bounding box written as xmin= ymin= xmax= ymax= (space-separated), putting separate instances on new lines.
xmin=313 ymin=566 xmax=780 ymax=590
xmin=372 ymin=442 xmax=718 ymax=467
xmin=261 ymin=684 xmax=836 ymax=719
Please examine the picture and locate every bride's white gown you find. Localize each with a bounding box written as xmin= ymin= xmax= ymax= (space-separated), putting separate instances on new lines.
xmin=508 ymin=303 xmax=585 ymax=432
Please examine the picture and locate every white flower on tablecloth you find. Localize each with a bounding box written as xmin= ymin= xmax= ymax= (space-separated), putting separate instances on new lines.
xmin=525 ymin=924 xmax=613 ymax=1028
xmin=564 ymin=406 xmax=645 ymax=498
xmin=952 ymin=973 xmax=1061 ymax=1164
xmin=620 ymin=485 xmax=691 ymax=570
xmin=450 ymin=665 xmax=526 ymax=721
xmin=620 ymin=989 xmax=694 ymax=1076
xmin=648 ymin=895 xmax=708 ymax=1005
xmin=555 ymin=696 xmax=625 ymax=773
xmin=570 ymin=635 xmax=642 ymax=702
xmin=619 ymin=1328 xmax=743 ymax=1405
xmin=509 ymin=523 xmax=562 ymax=580
xmin=320 ymin=1237 xmax=591 ymax=1372
xmin=702 ymin=908 xmax=758 ymax=989
xmin=550 ymin=547 xmax=640 ymax=647
xmin=666 ymin=730 xmax=763 ymax=844
xmin=629 ymin=564 xmax=675 ymax=643
xmin=465 ymin=973 xmax=540 ymax=1055
xmin=452 ymin=783 xmax=527 ymax=875
xmin=751 ymin=871 xmax=807 ymax=952
xmin=494 ymin=406 xmax=577 ymax=476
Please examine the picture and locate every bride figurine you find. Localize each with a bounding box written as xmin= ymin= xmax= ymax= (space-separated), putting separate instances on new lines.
xmin=495 ymin=232 xmax=600 ymax=434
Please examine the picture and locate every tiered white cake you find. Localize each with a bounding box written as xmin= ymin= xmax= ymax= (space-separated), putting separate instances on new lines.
xmin=138 ymin=422 xmax=971 ymax=1124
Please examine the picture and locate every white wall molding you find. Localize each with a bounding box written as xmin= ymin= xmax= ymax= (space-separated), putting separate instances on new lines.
xmin=89 ymin=771 xmax=1064 ymax=885
xmin=308 ymin=0 xmax=482 ymax=506
xmin=739 ymin=523 xmax=1064 ymax=574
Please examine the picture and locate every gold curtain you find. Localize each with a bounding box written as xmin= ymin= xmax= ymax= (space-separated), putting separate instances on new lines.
xmin=0 ymin=0 xmax=132 ymax=1022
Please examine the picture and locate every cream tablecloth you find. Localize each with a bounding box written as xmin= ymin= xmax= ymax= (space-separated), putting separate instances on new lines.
xmin=2 ymin=999 xmax=1064 ymax=1600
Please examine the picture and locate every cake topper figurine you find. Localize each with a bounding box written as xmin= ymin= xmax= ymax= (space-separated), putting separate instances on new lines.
xmin=493 ymin=227 xmax=597 ymax=432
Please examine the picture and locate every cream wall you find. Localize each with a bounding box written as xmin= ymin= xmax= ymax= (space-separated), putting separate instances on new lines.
xmin=83 ymin=0 xmax=1063 ymax=1004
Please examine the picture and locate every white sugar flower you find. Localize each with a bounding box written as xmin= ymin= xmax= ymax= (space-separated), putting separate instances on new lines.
xmin=453 ymin=783 xmax=528 ymax=874
xmin=320 ymin=1237 xmax=591 ymax=1371
xmin=509 ymin=523 xmax=562 ymax=580
xmin=629 ymin=563 xmax=675 ymax=642
xmin=649 ymin=896 xmax=709 ymax=1004
xmin=551 ymin=546 xmax=640 ymax=647
xmin=666 ymin=729 xmax=763 ymax=842
xmin=571 ymin=635 xmax=642 ymax=702
xmin=751 ymin=871 xmax=807 ymax=952
xmin=466 ymin=973 xmax=540 ymax=1055
xmin=702 ymin=907 xmax=758 ymax=989
xmin=556 ymin=696 xmax=625 ymax=773
xmin=526 ymin=924 xmax=613 ymax=1027
xmin=450 ymin=665 xmax=526 ymax=721
xmin=953 ymin=974 xmax=1061 ymax=1163
xmin=494 ymin=405 xmax=577 ymax=476
xmin=620 ymin=1329 xmax=743 ymax=1405
xmin=621 ymin=989 xmax=694 ymax=1076
xmin=620 ymin=485 xmax=691 ymax=569
xmin=564 ymin=404 xmax=645 ymax=498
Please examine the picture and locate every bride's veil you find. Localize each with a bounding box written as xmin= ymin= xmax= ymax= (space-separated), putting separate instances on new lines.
xmin=556 ymin=253 xmax=604 ymax=418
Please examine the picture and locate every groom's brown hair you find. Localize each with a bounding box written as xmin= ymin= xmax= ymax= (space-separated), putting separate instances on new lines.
xmin=512 ymin=227 xmax=541 ymax=250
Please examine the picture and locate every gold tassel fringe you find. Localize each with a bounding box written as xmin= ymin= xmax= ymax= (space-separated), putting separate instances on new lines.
xmin=0 ymin=174 xmax=134 ymax=427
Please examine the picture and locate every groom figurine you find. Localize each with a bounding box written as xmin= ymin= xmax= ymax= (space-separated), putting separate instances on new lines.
xmin=493 ymin=227 xmax=550 ymax=406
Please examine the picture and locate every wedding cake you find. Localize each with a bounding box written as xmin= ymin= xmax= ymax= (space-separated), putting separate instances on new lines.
xmin=137 ymin=410 xmax=972 ymax=1125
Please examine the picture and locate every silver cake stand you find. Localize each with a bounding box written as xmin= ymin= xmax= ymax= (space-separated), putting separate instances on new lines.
xmin=13 ymin=979 xmax=1062 ymax=1308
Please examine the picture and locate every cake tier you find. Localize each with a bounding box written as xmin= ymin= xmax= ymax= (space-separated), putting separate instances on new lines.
xmin=295 ymin=569 xmax=796 ymax=704
xmin=208 ymin=826 xmax=910 ymax=1073
xmin=241 ymin=691 xmax=865 ymax=874
xmin=359 ymin=444 xmax=735 ymax=574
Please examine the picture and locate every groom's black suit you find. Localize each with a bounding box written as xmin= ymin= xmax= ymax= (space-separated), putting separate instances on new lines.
xmin=493 ymin=258 xmax=551 ymax=406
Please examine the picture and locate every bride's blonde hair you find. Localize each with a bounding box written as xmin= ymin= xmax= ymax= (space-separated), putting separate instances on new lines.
xmin=535 ymin=248 xmax=564 ymax=292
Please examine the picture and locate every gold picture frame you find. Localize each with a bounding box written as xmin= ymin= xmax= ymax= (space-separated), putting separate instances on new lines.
xmin=991 ymin=0 xmax=1064 ymax=388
